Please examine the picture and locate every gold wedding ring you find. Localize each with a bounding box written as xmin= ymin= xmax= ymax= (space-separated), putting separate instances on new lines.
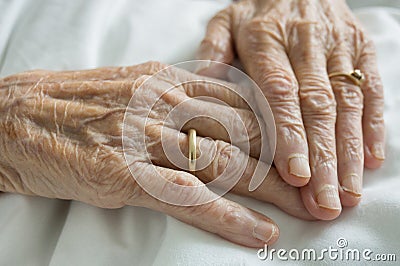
xmin=328 ymin=69 xmax=365 ymax=86
xmin=188 ymin=129 xmax=197 ymax=172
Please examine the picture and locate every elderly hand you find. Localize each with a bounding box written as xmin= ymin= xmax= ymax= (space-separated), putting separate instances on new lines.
xmin=197 ymin=0 xmax=385 ymax=220
xmin=0 ymin=61 xmax=313 ymax=248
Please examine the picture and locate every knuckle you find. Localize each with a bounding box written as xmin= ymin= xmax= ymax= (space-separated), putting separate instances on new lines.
xmin=213 ymin=140 xmax=233 ymax=177
xmin=276 ymin=122 xmax=307 ymax=143
xmin=300 ymin=82 xmax=337 ymax=117
xmin=272 ymin=104 xmax=302 ymax=123
xmin=219 ymin=202 xmax=245 ymax=226
xmin=363 ymin=73 xmax=384 ymax=96
xmin=170 ymin=171 xmax=199 ymax=187
xmin=269 ymin=103 xmax=307 ymax=141
xmin=334 ymin=85 xmax=363 ymax=113
xmin=160 ymin=171 xmax=206 ymax=206
xmin=211 ymin=140 xmax=248 ymax=184
xmin=339 ymin=136 xmax=363 ymax=161
xmin=311 ymin=150 xmax=337 ymax=170
xmin=142 ymin=61 xmax=169 ymax=75
xmin=212 ymin=140 xmax=244 ymax=178
xmin=308 ymin=134 xmax=337 ymax=169
xmin=366 ymin=110 xmax=385 ymax=131
xmin=259 ymin=69 xmax=298 ymax=102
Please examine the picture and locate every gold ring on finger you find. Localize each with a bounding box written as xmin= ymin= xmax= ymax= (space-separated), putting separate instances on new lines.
xmin=328 ymin=69 xmax=365 ymax=87
xmin=188 ymin=129 xmax=196 ymax=172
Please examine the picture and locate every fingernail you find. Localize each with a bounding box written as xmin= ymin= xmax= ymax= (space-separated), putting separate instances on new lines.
xmin=371 ymin=143 xmax=385 ymax=160
xmin=316 ymin=184 xmax=341 ymax=210
xmin=341 ymin=174 xmax=362 ymax=197
xmin=288 ymin=154 xmax=311 ymax=178
xmin=253 ymin=221 xmax=277 ymax=243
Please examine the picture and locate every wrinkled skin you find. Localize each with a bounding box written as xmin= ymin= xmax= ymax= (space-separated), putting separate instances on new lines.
xmin=197 ymin=0 xmax=385 ymax=220
xmin=0 ymin=61 xmax=314 ymax=248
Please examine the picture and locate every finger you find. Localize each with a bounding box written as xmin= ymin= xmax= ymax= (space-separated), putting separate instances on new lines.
xmin=135 ymin=76 xmax=261 ymax=157
xmin=173 ymin=97 xmax=262 ymax=158
xmin=128 ymin=162 xmax=279 ymax=247
xmin=0 ymin=61 xmax=168 ymax=86
xmin=196 ymin=7 xmax=234 ymax=77
xmin=160 ymin=64 xmax=255 ymax=110
xmin=239 ymin=25 xmax=311 ymax=187
xmin=357 ymin=40 xmax=385 ymax=169
xmin=290 ymin=23 xmax=341 ymax=219
xmin=196 ymin=7 xmax=234 ymax=63
xmin=144 ymin=125 xmax=313 ymax=220
xmin=328 ymin=45 xmax=364 ymax=207
xmin=183 ymin=77 xmax=250 ymax=110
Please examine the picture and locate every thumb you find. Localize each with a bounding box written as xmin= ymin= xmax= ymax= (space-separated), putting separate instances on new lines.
xmin=131 ymin=164 xmax=279 ymax=248
xmin=196 ymin=7 xmax=235 ymax=77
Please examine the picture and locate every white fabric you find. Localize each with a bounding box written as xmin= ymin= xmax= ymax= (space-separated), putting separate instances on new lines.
xmin=0 ymin=0 xmax=399 ymax=265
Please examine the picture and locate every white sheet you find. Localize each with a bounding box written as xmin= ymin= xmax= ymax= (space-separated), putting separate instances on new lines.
xmin=0 ymin=0 xmax=399 ymax=265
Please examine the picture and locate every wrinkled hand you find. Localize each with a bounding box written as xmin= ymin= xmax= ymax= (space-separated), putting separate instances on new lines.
xmin=197 ymin=0 xmax=385 ymax=220
xmin=0 ymin=61 xmax=313 ymax=248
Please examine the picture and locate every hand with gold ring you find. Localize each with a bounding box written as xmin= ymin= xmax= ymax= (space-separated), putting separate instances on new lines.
xmin=197 ymin=0 xmax=385 ymax=220
xmin=0 ymin=61 xmax=315 ymax=248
